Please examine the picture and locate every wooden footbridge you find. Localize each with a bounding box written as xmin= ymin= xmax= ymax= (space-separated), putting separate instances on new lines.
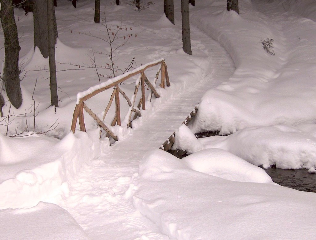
xmin=71 ymin=59 xmax=170 ymax=141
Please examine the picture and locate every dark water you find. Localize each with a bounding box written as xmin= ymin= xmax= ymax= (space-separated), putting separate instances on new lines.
xmin=264 ymin=167 xmax=316 ymax=193
xmin=169 ymin=130 xmax=316 ymax=193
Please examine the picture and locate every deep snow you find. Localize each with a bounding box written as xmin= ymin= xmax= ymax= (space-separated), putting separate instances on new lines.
xmin=1 ymin=0 xmax=316 ymax=239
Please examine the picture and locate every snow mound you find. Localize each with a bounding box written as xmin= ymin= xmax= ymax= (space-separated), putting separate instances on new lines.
xmin=0 ymin=202 xmax=88 ymax=240
xmin=182 ymin=148 xmax=273 ymax=183
xmin=173 ymin=124 xmax=203 ymax=153
xmin=0 ymin=130 xmax=100 ymax=209
xmin=199 ymin=124 xmax=316 ymax=170
xmin=134 ymin=149 xmax=316 ymax=240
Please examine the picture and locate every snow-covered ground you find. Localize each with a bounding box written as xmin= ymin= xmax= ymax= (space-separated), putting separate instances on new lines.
xmin=1 ymin=0 xmax=316 ymax=239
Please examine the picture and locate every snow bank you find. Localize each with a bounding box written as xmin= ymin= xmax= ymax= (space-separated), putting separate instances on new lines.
xmin=0 ymin=130 xmax=100 ymax=209
xmin=134 ymin=150 xmax=316 ymax=240
xmin=0 ymin=202 xmax=88 ymax=240
xmin=182 ymin=148 xmax=272 ymax=183
xmin=199 ymin=124 xmax=316 ymax=171
xmin=173 ymin=124 xmax=203 ymax=153
xmin=190 ymin=0 xmax=316 ymax=134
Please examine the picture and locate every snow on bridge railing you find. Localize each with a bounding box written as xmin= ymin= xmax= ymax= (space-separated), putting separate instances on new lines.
xmin=71 ymin=59 xmax=170 ymax=141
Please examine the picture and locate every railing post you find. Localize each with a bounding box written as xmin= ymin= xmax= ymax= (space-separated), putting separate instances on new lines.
xmin=164 ymin=61 xmax=170 ymax=87
xmin=141 ymin=72 xmax=146 ymax=110
xmin=115 ymin=86 xmax=121 ymax=126
xmin=160 ymin=61 xmax=166 ymax=88
xmin=78 ymin=101 xmax=86 ymax=132
xmin=71 ymin=104 xmax=80 ymax=133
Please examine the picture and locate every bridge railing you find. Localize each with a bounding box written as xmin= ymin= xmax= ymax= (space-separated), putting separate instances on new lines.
xmin=71 ymin=59 xmax=170 ymax=141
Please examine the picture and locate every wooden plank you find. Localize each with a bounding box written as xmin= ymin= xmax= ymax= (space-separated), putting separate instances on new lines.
xmin=141 ymin=72 xmax=146 ymax=110
xmin=164 ymin=62 xmax=171 ymax=87
xmin=80 ymin=61 xmax=163 ymax=102
xmin=83 ymin=103 xmax=118 ymax=141
xmin=71 ymin=104 xmax=80 ymax=133
xmin=78 ymin=102 xmax=86 ymax=132
xmin=128 ymin=81 xmax=141 ymax=126
xmin=118 ymin=88 xmax=132 ymax=107
xmin=103 ymin=88 xmax=115 ymax=121
xmin=115 ymin=86 xmax=121 ymax=126
xmin=160 ymin=62 xmax=166 ymax=88
xmin=143 ymin=73 xmax=160 ymax=98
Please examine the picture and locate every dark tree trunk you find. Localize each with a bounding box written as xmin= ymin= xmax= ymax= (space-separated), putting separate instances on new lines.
xmin=189 ymin=0 xmax=195 ymax=6
xmin=116 ymin=0 xmax=119 ymax=5
xmin=47 ymin=0 xmax=58 ymax=107
xmin=164 ymin=0 xmax=174 ymax=25
xmin=0 ymin=0 xmax=22 ymax=108
xmin=33 ymin=0 xmax=58 ymax=58
xmin=227 ymin=0 xmax=239 ymax=14
xmin=0 ymin=92 xmax=4 ymax=117
xmin=135 ymin=0 xmax=140 ymax=10
xmin=94 ymin=0 xmax=100 ymax=23
xmin=181 ymin=0 xmax=192 ymax=55
xmin=72 ymin=0 xmax=76 ymax=8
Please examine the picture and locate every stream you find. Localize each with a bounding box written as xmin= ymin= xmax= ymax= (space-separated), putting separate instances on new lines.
xmin=168 ymin=131 xmax=316 ymax=193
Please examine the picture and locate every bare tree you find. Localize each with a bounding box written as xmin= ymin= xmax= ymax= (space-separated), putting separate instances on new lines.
xmin=227 ymin=0 xmax=239 ymax=14
xmin=116 ymin=0 xmax=119 ymax=5
xmin=181 ymin=0 xmax=192 ymax=55
xmin=164 ymin=0 xmax=174 ymax=25
xmin=33 ymin=0 xmax=58 ymax=58
xmin=189 ymin=0 xmax=195 ymax=6
xmin=94 ymin=0 xmax=100 ymax=23
xmin=0 ymin=0 xmax=23 ymax=108
xmin=47 ymin=0 xmax=58 ymax=107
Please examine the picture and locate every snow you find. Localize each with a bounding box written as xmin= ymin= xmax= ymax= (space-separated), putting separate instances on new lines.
xmin=182 ymin=148 xmax=273 ymax=183
xmin=134 ymin=149 xmax=316 ymax=240
xmin=0 ymin=202 xmax=88 ymax=240
xmin=0 ymin=130 xmax=100 ymax=209
xmin=0 ymin=0 xmax=316 ymax=239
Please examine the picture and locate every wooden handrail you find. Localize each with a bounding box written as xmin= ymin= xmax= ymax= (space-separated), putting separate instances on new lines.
xmin=71 ymin=59 xmax=170 ymax=140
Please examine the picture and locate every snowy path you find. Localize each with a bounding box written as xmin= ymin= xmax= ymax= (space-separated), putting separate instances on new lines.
xmin=61 ymin=29 xmax=235 ymax=239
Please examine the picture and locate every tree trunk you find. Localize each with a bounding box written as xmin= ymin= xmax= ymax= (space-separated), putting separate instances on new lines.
xmin=189 ymin=0 xmax=195 ymax=6
xmin=0 ymin=92 xmax=4 ymax=117
xmin=47 ymin=0 xmax=58 ymax=107
xmin=72 ymin=0 xmax=76 ymax=8
xmin=0 ymin=0 xmax=23 ymax=108
xmin=164 ymin=0 xmax=174 ymax=25
xmin=227 ymin=0 xmax=239 ymax=14
xmin=116 ymin=0 xmax=119 ymax=5
xmin=181 ymin=0 xmax=192 ymax=55
xmin=33 ymin=0 xmax=58 ymax=58
xmin=135 ymin=0 xmax=140 ymax=10
xmin=94 ymin=0 xmax=100 ymax=23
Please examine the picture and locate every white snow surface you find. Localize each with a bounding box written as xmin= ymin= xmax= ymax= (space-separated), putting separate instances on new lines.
xmin=0 ymin=0 xmax=316 ymax=239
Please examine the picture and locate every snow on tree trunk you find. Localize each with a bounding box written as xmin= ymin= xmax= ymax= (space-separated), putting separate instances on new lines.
xmin=47 ymin=0 xmax=58 ymax=107
xmin=164 ymin=0 xmax=174 ymax=25
xmin=227 ymin=0 xmax=239 ymax=14
xmin=0 ymin=0 xmax=23 ymax=108
xmin=33 ymin=0 xmax=58 ymax=58
xmin=181 ymin=0 xmax=192 ymax=55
